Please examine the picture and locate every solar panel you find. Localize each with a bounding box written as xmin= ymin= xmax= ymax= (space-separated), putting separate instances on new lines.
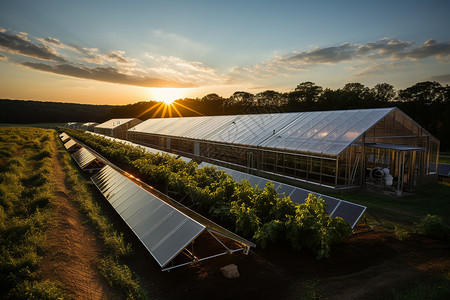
xmin=330 ymin=201 xmax=366 ymax=228
xmin=64 ymin=139 xmax=79 ymax=151
xmin=199 ymin=162 xmax=366 ymax=228
xmin=59 ymin=132 xmax=70 ymax=142
xmin=92 ymin=165 xmax=206 ymax=268
xmin=71 ymin=147 xmax=103 ymax=170
xmin=438 ymin=163 xmax=450 ymax=177
xmin=91 ymin=165 xmax=255 ymax=270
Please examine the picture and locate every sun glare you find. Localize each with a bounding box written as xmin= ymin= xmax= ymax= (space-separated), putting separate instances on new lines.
xmin=151 ymin=88 xmax=185 ymax=104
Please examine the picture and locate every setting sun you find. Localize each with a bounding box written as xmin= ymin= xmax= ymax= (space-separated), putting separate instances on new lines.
xmin=150 ymin=88 xmax=186 ymax=104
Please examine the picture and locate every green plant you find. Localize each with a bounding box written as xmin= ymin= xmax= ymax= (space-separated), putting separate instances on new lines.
xmin=416 ymin=214 xmax=449 ymax=239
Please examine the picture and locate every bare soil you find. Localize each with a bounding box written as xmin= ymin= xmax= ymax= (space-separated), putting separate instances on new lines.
xmin=38 ymin=137 xmax=115 ymax=299
xmin=109 ymin=211 xmax=450 ymax=300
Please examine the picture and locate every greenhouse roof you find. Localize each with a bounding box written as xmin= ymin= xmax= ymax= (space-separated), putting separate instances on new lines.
xmin=129 ymin=108 xmax=396 ymax=156
xmin=82 ymin=122 xmax=99 ymax=127
xmin=96 ymin=118 xmax=136 ymax=129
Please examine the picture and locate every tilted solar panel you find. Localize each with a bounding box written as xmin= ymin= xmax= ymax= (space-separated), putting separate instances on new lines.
xmin=59 ymin=132 xmax=70 ymax=143
xmin=64 ymin=139 xmax=78 ymax=150
xmin=71 ymin=147 xmax=102 ymax=169
xmin=92 ymin=165 xmax=206 ymax=268
xmin=438 ymin=163 xmax=450 ymax=177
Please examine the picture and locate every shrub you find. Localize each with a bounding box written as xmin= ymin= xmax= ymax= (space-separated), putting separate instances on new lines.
xmin=285 ymin=194 xmax=352 ymax=259
xmin=416 ymin=214 xmax=449 ymax=239
xmin=254 ymin=219 xmax=285 ymax=248
xmin=230 ymin=201 xmax=261 ymax=237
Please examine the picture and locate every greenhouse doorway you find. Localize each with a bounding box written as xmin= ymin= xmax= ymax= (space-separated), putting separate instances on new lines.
xmin=365 ymin=143 xmax=425 ymax=194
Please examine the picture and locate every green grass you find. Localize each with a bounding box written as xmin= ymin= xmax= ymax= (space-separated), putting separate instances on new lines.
xmin=0 ymin=128 xmax=67 ymax=299
xmin=335 ymin=182 xmax=450 ymax=239
xmin=384 ymin=275 xmax=450 ymax=300
xmin=55 ymin=131 xmax=147 ymax=299
xmin=440 ymin=152 xmax=450 ymax=164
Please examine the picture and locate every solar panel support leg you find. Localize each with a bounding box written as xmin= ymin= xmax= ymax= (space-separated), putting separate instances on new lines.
xmin=208 ymin=230 xmax=232 ymax=254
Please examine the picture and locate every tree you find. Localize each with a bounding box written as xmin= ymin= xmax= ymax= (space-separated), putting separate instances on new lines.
xmin=201 ymin=93 xmax=223 ymax=102
xmin=293 ymin=81 xmax=323 ymax=103
xmin=398 ymin=81 xmax=445 ymax=104
xmin=342 ymin=82 xmax=370 ymax=96
xmin=229 ymin=91 xmax=254 ymax=104
xmin=254 ymin=90 xmax=286 ymax=106
xmin=371 ymin=83 xmax=396 ymax=102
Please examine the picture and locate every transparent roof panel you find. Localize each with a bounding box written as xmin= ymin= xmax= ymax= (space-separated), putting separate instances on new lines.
xmin=129 ymin=108 xmax=395 ymax=156
xmin=261 ymin=108 xmax=394 ymax=155
xmin=96 ymin=118 xmax=136 ymax=129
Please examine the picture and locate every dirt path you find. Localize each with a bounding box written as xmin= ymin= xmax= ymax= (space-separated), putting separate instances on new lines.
xmin=38 ymin=135 xmax=114 ymax=299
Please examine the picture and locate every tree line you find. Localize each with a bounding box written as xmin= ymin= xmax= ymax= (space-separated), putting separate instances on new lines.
xmin=1 ymin=80 xmax=448 ymax=150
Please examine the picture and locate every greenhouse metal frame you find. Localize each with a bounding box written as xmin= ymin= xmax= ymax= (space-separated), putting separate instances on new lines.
xmin=127 ymin=107 xmax=439 ymax=192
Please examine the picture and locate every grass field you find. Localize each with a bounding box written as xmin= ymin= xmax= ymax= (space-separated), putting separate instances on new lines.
xmin=0 ymin=127 xmax=146 ymax=299
xmin=0 ymin=127 xmax=67 ymax=299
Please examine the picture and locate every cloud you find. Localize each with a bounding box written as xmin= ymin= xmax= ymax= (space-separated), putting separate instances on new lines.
xmin=231 ymin=37 xmax=450 ymax=80
xmin=428 ymin=73 xmax=450 ymax=83
xmin=400 ymin=40 xmax=450 ymax=60
xmin=0 ymin=52 xmax=7 ymax=61
xmin=21 ymin=62 xmax=195 ymax=88
xmin=0 ymin=30 xmax=66 ymax=62
xmin=39 ymin=37 xmax=136 ymax=66
xmin=284 ymin=43 xmax=357 ymax=64
xmin=356 ymin=38 xmax=413 ymax=56
xmin=353 ymin=62 xmax=407 ymax=78
xmin=145 ymin=53 xmax=223 ymax=85
xmin=1 ymin=29 xmax=207 ymax=87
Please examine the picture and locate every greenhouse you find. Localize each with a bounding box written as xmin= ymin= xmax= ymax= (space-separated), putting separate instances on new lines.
xmin=94 ymin=118 xmax=142 ymax=140
xmin=127 ymin=107 xmax=439 ymax=193
xmin=81 ymin=122 xmax=99 ymax=132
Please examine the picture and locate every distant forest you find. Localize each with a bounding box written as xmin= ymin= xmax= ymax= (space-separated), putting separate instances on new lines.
xmin=0 ymin=99 xmax=113 ymax=124
xmin=1 ymin=80 xmax=449 ymax=150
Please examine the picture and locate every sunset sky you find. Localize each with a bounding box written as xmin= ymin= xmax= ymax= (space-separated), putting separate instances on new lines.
xmin=0 ymin=0 xmax=449 ymax=105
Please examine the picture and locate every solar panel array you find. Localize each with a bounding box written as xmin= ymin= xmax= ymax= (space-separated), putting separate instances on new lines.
xmin=198 ymin=162 xmax=366 ymax=228
xmin=71 ymin=147 xmax=103 ymax=170
xmin=92 ymin=165 xmax=206 ymax=268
